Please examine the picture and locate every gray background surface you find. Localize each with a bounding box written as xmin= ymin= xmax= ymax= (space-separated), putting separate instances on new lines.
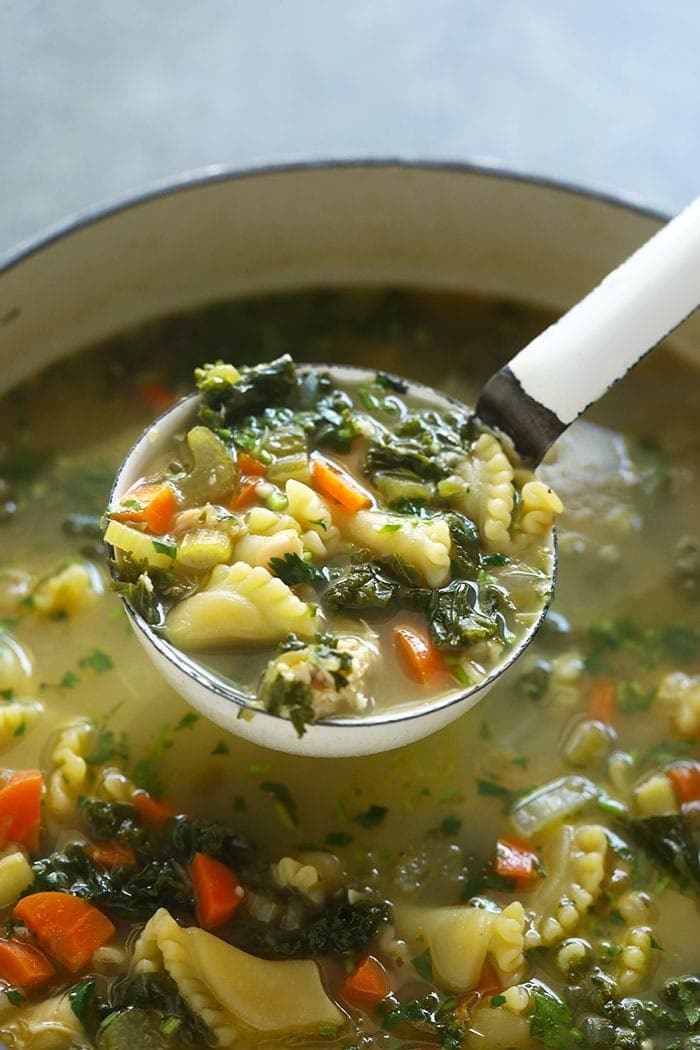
xmin=1 ymin=0 xmax=699 ymax=254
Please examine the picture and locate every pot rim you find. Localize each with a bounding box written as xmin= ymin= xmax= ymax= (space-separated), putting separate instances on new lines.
xmin=0 ymin=156 xmax=671 ymax=279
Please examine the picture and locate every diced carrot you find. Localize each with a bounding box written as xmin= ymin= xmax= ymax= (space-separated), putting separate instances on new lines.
xmin=393 ymin=626 xmax=445 ymax=683
xmin=0 ymin=939 xmax=55 ymax=989
xmin=138 ymin=381 xmax=178 ymax=414
xmin=311 ymin=457 xmax=372 ymax=513
xmin=114 ymin=481 xmax=178 ymax=535
xmin=13 ymin=892 xmax=115 ymax=973
xmin=132 ymin=790 xmax=178 ymax=825
xmin=341 ymin=955 xmax=391 ymax=1007
xmin=230 ymin=479 xmax=260 ymax=511
xmin=191 ymin=852 xmax=245 ymax=930
xmin=476 ymin=959 xmax=501 ymax=995
xmin=588 ymin=677 xmax=616 ymax=724
xmin=237 ymin=451 xmax=268 ymax=477
xmin=85 ymin=842 xmax=137 ymax=869
xmin=668 ymin=761 xmax=700 ymax=805
xmin=0 ymin=769 xmax=43 ymax=852
xmin=495 ymin=837 xmax=539 ymax=884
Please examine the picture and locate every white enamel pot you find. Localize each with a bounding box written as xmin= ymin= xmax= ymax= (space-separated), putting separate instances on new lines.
xmin=1 ymin=161 xmax=698 ymax=756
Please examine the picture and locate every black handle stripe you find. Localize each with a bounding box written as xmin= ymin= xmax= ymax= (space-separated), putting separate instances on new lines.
xmin=475 ymin=366 xmax=568 ymax=468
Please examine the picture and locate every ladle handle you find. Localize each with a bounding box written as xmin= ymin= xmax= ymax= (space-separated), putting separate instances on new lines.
xmin=476 ymin=195 xmax=700 ymax=466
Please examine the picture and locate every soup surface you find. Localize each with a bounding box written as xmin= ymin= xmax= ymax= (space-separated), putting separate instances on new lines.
xmin=0 ymin=289 xmax=697 ymax=1049
xmin=106 ymin=354 xmax=558 ymax=733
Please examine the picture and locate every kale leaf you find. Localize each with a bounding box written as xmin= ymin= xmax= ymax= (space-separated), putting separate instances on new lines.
xmin=324 ymin=562 xmax=400 ymax=613
xmin=529 ymin=988 xmax=582 ymax=1049
xmin=196 ymin=355 xmax=297 ymax=428
xmin=96 ymin=972 xmax=208 ymax=1045
xmin=446 ymin=511 xmax=482 ymax=578
xmin=262 ymin=674 xmax=316 ymax=738
xmin=229 ymin=895 xmax=390 ymax=959
xmin=364 ymin=407 xmax=474 ymax=483
xmin=411 ymin=579 xmax=503 ymax=649
xmin=623 ymin=813 xmax=700 ymax=895
xmin=380 ymin=991 xmax=465 ymax=1050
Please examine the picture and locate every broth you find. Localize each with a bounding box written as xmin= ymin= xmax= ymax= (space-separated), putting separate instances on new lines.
xmin=0 ymin=289 xmax=697 ymax=1048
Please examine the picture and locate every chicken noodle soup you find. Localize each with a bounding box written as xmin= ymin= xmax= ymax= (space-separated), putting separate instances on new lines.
xmin=105 ymin=356 xmax=560 ymax=735
xmin=0 ymin=289 xmax=697 ymax=1048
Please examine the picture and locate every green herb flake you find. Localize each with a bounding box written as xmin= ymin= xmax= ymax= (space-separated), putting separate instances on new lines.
xmin=476 ymin=778 xmax=514 ymax=809
xmin=353 ymin=804 xmax=388 ymax=828
xmin=529 ymin=988 xmax=582 ymax=1048
xmin=0 ymin=688 xmax=13 ymax=701
xmin=490 ymin=993 xmax=507 ymax=1009
xmin=68 ymin=978 xmax=96 ymax=1026
xmin=211 ymin=740 xmax=230 ymax=756
xmin=260 ymin=781 xmax=299 ymax=828
xmin=318 ymin=1022 xmax=339 ymax=1038
xmin=152 ymin=538 xmax=177 ymax=559
xmin=479 ymin=720 xmax=492 ymax=740
xmin=324 ymin=830 xmax=354 ymax=848
xmin=6 ymin=987 xmax=25 ymax=1006
xmin=59 ymin=669 xmax=81 ymax=689
xmin=176 ymin=712 xmax=199 ymax=730
xmin=440 ymin=814 xmax=462 ymax=838
xmin=77 ymin=648 xmax=114 ymax=674
xmin=131 ymin=756 xmax=164 ymax=799
xmin=411 ymin=947 xmax=433 ymax=981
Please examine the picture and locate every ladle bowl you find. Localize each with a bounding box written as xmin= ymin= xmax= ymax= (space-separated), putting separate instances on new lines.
xmin=109 ymin=365 xmax=555 ymax=757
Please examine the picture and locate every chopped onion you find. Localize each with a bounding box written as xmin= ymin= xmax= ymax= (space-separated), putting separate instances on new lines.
xmin=510 ymin=775 xmax=598 ymax=836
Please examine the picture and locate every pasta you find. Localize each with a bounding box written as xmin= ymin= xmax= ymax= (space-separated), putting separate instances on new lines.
xmin=132 ymin=908 xmax=344 ymax=1043
xmin=165 ymin=562 xmax=320 ymax=648
xmin=46 ymin=719 xmax=93 ymax=816
xmin=0 ymin=699 xmax=42 ymax=750
xmin=0 ymin=845 xmax=33 ymax=907
xmin=31 ymin=561 xmax=102 ymax=618
xmin=455 ymin=433 xmax=515 ymax=551
xmin=334 ymin=509 xmax=452 ymax=587
xmin=657 ymin=670 xmax=700 ymax=737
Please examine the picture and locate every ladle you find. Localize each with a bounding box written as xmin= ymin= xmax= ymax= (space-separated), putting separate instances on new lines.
xmin=109 ymin=195 xmax=700 ymax=757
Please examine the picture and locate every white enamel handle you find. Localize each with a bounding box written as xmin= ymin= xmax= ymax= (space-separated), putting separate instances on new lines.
xmin=477 ymin=195 xmax=700 ymax=465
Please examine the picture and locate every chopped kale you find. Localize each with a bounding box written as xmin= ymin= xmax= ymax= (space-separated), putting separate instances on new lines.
xmin=411 ymin=578 xmax=503 ymax=649
xmin=167 ymin=814 xmax=252 ymax=869
xmin=583 ymin=618 xmax=700 ymax=673
xmin=446 ymin=511 xmax=482 ymax=578
xmin=229 ymin=895 xmax=390 ymax=959
xmin=324 ymin=561 xmax=400 ymax=613
xmin=195 ymin=354 xmax=297 ymax=428
xmin=81 ymin=799 xmax=148 ymax=847
xmin=515 ymin=660 xmax=551 ymax=701
xmin=353 ymin=804 xmax=388 ymax=828
xmin=68 ymin=978 xmax=97 ymax=1027
xmin=268 ymin=552 xmax=325 ymax=588
xmin=263 ymin=674 xmax=316 ymax=738
xmin=364 ymin=406 xmax=474 ymax=483
xmin=96 ymin=973 xmax=208 ymax=1045
xmin=380 ymin=991 xmax=465 ymax=1050
xmin=375 ymin=370 xmax=408 ymax=393
xmin=529 ymin=987 xmax=582 ymax=1048
xmin=107 ymin=552 xmax=193 ymax=629
xmin=623 ymin=814 xmax=700 ymax=896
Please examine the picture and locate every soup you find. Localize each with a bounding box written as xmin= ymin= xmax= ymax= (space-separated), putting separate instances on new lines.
xmin=106 ymin=355 xmax=558 ymax=733
xmin=0 ymin=289 xmax=697 ymax=1049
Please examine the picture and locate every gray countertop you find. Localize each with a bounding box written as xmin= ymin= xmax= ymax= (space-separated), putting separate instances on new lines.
xmin=2 ymin=0 xmax=699 ymax=254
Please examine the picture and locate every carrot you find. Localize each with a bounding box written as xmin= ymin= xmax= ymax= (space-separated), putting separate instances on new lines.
xmin=0 ymin=939 xmax=55 ymax=989
xmin=588 ymin=677 xmax=616 ymax=724
xmin=13 ymin=892 xmax=115 ymax=973
xmin=114 ymin=481 xmax=177 ymax=535
xmin=85 ymin=842 xmax=137 ymax=869
xmin=0 ymin=769 xmax=43 ymax=851
xmin=192 ymin=852 xmax=245 ymax=930
xmin=230 ymin=479 xmax=260 ymax=511
xmin=132 ymin=789 xmax=178 ymax=825
xmin=341 ymin=955 xmax=390 ymax=1007
xmin=495 ymin=837 xmax=540 ymax=884
xmin=311 ymin=457 xmax=372 ymax=512
xmin=138 ymin=381 xmax=178 ymax=414
xmin=393 ymin=626 xmax=445 ymax=683
xmin=668 ymin=761 xmax=700 ymax=805
xmin=237 ymin=451 xmax=268 ymax=477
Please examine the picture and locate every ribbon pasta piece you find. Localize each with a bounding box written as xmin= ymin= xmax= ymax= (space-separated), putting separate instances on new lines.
xmin=132 ymin=908 xmax=344 ymax=1045
xmin=46 ymin=719 xmax=93 ymax=817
